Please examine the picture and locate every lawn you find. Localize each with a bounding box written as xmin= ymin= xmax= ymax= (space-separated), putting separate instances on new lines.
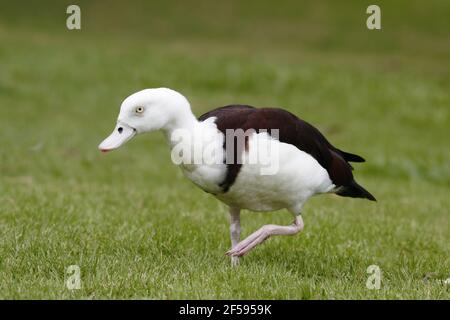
xmin=0 ymin=0 xmax=448 ymax=299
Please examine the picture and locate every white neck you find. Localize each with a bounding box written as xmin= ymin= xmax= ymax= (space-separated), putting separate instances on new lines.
xmin=162 ymin=103 xmax=199 ymax=142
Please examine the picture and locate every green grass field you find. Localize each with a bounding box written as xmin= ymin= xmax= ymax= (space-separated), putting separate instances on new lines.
xmin=0 ymin=0 xmax=449 ymax=299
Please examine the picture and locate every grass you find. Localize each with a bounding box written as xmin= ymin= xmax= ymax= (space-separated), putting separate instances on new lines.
xmin=0 ymin=0 xmax=449 ymax=299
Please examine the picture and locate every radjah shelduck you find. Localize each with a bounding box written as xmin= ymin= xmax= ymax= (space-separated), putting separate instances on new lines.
xmin=99 ymin=88 xmax=376 ymax=266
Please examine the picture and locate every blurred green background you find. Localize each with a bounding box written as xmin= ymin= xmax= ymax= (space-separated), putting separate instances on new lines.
xmin=0 ymin=0 xmax=448 ymax=299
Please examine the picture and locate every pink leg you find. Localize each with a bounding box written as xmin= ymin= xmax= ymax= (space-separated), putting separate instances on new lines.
xmin=229 ymin=207 xmax=241 ymax=266
xmin=226 ymin=215 xmax=304 ymax=257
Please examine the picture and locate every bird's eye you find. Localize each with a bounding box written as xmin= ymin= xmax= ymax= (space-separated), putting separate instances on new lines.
xmin=135 ymin=106 xmax=144 ymax=114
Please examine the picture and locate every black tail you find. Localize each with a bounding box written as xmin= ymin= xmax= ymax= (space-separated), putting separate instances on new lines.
xmin=336 ymin=180 xmax=376 ymax=201
xmin=337 ymin=149 xmax=366 ymax=163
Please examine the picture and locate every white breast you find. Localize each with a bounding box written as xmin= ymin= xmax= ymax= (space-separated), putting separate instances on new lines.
xmin=174 ymin=119 xmax=227 ymax=194
xmin=174 ymin=124 xmax=334 ymax=213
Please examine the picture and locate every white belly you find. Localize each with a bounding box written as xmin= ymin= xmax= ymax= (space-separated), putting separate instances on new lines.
xmin=215 ymin=133 xmax=335 ymax=213
xmin=181 ymin=162 xmax=226 ymax=194
xmin=177 ymin=130 xmax=334 ymax=213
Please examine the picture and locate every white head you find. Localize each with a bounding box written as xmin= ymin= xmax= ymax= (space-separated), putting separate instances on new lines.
xmin=99 ymin=88 xmax=194 ymax=152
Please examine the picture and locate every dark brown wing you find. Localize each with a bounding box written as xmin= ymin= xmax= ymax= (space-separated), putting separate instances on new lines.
xmin=199 ymin=105 xmax=375 ymax=200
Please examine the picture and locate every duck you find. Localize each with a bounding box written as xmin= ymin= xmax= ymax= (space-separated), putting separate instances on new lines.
xmin=99 ymin=88 xmax=376 ymax=266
